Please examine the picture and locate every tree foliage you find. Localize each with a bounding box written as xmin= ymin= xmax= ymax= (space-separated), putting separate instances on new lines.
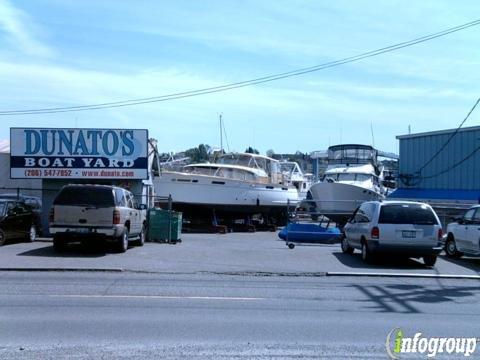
xmin=185 ymin=144 xmax=211 ymax=163
xmin=245 ymin=146 xmax=259 ymax=154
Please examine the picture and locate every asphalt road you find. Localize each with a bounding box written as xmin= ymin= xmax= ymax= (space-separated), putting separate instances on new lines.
xmin=1 ymin=271 xmax=480 ymax=359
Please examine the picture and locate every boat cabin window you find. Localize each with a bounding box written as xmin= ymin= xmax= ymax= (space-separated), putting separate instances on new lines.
xmin=184 ymin=166 xmax=217 ymax=176
xmin=328 ymin=173 xmax=374 ymax=182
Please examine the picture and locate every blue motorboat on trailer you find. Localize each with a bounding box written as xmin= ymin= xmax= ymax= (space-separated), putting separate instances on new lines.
xmin=278 ymin=222 xmax=342 ymax=249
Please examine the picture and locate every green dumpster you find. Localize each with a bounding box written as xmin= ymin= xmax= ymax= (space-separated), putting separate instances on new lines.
xmin=147 ymin=209 xmax=182 ymax=243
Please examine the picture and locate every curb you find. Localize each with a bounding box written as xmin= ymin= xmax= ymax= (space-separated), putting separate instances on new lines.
xmin=0 ymin=268 xmax=478 ymax=280
xmin=326 ymin=271 xmax=480 ymax=280
xmin=0 ymin=268 xmax=124 ymax=273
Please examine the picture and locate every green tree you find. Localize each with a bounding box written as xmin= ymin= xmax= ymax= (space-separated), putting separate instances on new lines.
xmin=185 ymin=144 xmax=211 ymax=163
xmin=245 ymin=146 xmax=259 ymax=154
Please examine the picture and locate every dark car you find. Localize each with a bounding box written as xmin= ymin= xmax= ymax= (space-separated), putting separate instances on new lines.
xmin=0 ymin=193 xmax=42 ymax=211
xmin=0 ymin=199 xmax=39 ymax=246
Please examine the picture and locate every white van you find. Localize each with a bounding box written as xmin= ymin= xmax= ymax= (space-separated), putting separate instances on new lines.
xmin=342 ymin=201 xmax=443 ymax=266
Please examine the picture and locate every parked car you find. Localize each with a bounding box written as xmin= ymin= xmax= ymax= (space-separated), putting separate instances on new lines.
xmin=0 ymin=193 xmax=42 ymax=210
xmin=49 ymin=184 xmax=147 ymax=252
xmin=0 ymin=193 xmax=43 ymax=235
xmin=342 ymin=201 xmax=443 ymax=266
xmin=445 ymin=205 xmax=480 ymax=258
xmin=0 ymin=199 xmax=39 ymax=245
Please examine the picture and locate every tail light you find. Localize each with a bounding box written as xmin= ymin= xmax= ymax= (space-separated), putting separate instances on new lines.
xmin=113 ymin=210 xmax=121 ymax=225
xmin=438 ymin=228 xmax=443 ymax=240
xmin=371 ymin=226 xmax=380 ymax=239
xmin=48 ymin=208 xmax=54 ymax=223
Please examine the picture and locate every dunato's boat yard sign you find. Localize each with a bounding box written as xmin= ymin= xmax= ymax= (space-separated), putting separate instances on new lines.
xmin=10 ymin=128 xmax=149 ymax=179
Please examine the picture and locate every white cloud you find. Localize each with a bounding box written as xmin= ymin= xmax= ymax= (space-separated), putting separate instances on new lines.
xmin=0 ymin=0 xmax=55 ymax=57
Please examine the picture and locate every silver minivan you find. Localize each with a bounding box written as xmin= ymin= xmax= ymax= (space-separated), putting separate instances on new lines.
xmin=342 ymin=201 xmax=443 ymax=266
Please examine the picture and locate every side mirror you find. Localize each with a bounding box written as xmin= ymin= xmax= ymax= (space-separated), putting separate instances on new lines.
xmin=7 ymin=209 xmax=16 ymax=216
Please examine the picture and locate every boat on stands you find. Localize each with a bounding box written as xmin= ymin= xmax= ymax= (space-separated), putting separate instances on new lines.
xmin=309 ymin=144 xmax=386 ymax=225
xmin=153 ymin=152 xmax=304 ymax=224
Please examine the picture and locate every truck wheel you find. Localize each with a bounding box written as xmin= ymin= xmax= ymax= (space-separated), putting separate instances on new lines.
xmin=53 ymin=235 xmax=65 ymax=252
xmin=116 ymin=228 xmax=129 ymax=253
xmin=445 ymin=236 xmax=463 ymax=258
xmin=133 ymin=225 xmax=145 ymax=247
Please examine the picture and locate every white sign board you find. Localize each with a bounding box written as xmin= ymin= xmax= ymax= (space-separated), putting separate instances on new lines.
xmin=10 ymin=128 xmax=149 ymax=179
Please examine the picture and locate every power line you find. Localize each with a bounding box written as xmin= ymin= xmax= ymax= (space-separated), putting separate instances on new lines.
xmin=398 ymin=96 xmax=480 ymax=186
xmin=422 ymin=144 xmax=480 ymax=180
xmin=418 ymin=97 xmax=480 ymax=173
xmin=1 ymin=19 xmax=480 ymax=116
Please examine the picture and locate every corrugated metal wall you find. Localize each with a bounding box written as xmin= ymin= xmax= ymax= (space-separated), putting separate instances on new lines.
xmin=398 ymin=127 xmax=480 ymax=190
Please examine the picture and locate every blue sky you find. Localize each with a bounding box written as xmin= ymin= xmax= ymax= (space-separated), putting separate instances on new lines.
xmin=0 ymin=0 xmax=479 ymax=155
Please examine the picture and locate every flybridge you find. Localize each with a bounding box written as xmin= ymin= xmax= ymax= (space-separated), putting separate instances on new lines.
xmin=10 ymin=128 xmax=149 ymax=179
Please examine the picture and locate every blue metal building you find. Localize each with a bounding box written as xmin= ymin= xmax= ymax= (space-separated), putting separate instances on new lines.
xmin=390 ymin=125 xmax=480 ymax=202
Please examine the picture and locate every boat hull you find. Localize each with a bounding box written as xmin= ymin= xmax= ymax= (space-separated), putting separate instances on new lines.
xmin=309 ymin=182 xmax=384 ymax=224
xmin=153 ymin=172 xmax=300 ymax=218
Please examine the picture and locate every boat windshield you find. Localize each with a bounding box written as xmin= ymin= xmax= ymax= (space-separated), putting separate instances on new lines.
xmin=328 ymin=145 xmax=376 ymax=165
xmin=218 ymin=154 xmax=270 ymax=172
xmin=280 ymin=163 xmax=296 ymax=173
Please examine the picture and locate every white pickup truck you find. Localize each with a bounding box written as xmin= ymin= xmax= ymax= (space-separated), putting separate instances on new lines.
xmin=445 ymin=205 xmax=480 ymax=258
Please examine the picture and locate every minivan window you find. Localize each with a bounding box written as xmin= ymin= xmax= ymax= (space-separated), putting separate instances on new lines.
xmin=355 ymin=204 xmax=371 ymax=223
xmin=54 ymin=187 xmax=115 ymax=207
xmin=379 ymin=204 xmax=438 ymax=225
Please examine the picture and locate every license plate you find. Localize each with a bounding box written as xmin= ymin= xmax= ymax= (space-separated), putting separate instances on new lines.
xmin=69 ymin=228 xmax=89 ymax=233
xmin=402 ymin=230 xmax=416 ymax=238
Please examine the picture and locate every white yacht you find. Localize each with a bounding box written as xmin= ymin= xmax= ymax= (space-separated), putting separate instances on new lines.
xmin=153 ymin=153 xmax=301 ymax=222
xmin=279 ymin=161 xmax=313 ymax=200
xmin=309 ymin=144 xmax=386 ymax=225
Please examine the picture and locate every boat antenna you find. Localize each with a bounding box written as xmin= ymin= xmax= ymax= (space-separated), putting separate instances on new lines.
xmin=219 ymin=113 xmax=223 ymax=153
xmin=222 ymin=116 xmax=231 ymax=152
xmin=370 ymin=120 xmax=375 ymax=148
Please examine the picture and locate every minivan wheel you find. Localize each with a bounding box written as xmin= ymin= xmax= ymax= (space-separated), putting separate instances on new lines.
xmin=116 ymin=228 xmax=129 ymax=253
xmin=26 ymin=224 xmax=36 ymax=242
xmin=445 ymin=237 xmax=463 ymax=258
xmin=361 ymin=241 xmax=373 ymax=263
xmin=341 ymin=236 xmax=354 ymax=254
xmin=423 ymin=255 xmax=437 ymax=267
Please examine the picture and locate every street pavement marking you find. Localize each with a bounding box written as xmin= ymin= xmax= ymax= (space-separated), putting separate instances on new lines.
xmin=49 ymin=294 xmax=266 ymax=301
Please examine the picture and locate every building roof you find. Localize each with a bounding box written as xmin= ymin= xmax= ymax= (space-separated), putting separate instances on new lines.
xmin=396 ymin=125 xmax=480 ymax=140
